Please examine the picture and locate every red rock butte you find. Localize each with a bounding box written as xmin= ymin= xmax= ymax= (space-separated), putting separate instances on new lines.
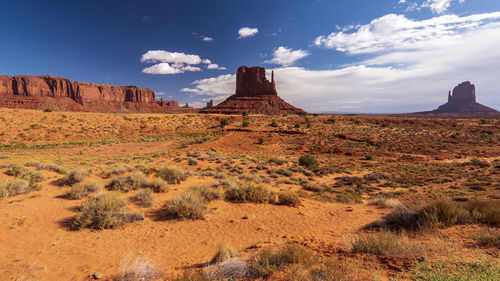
xmin=202 ymin=66 xmax=305 ymax=115
xmin=424 ymin=81 xmax=498 ymax=117
xmin=0 ymin=75 xmax=197 ymax=113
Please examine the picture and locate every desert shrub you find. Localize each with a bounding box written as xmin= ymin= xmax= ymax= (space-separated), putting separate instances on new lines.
xmin=417 ymin=201 xmax=465 ymax=228
xmin=367 ymin=198 xmax=402 ymax=208
xmin=378 ymin=200 xmax=500 ymax=232
xmin=60 ymin=168 xmax=89 ymax=185
xmin=147 ymin=177 xmax=169 ymax=192
xmin=242 ymin=120 xmax=250 ymax=127
xmin=0 ymin=178 xmax=31 ymax=199
xmin=157 ymin=166 xmax=187 ymax=184
xmin=225 ymin=181 xmax=270 ymax=203
xmin=107 ymin=172 xmax=148 ymax=192
xmin=269 ymin=120 xmax=278 ymax=127
xmin=161 ymin=191 xmax=207 ymax=220
xmin=277 ymin=191 xmax=301 ymax=207
xmin=6 ymin=164 xmax=44 ymax=184
xmin=119 ymin=255 xmax=162 ymax=281
xmin=101 ymin=164 xmax=133 ymax=178
xmin=248 ymin=243 xmax=317 ymax=278
xmin=220 ymin=119 xmax=230 ymax=127
xmin=474 ymin=229 xmax=500 ymax=248
xmin=44 ymin=108 xmax=53 ymax=112
xmin=66 ymin=180 xmax=103 ymax=199
xmin=25 ymin=162 xmax=66 ymax=174
xmin=287 ymin=259 xmax=365 ymax=281
xmin=268 ymin=158 xmax=285 ymax=165
xmin=134 ymin=189 xmax=154 ymax=207
xmin=73 ymin=192 xmax=138 ymax=230
xmin=343 ymin=232 xmax=413 ymax=256
xmin=188 ymin=158 xmax=198 ymax=166
xmin=211 ymin=243 xmax=238 ymax=263
xmin=408 ymin=258 xmax=500 ymax=281
xmin=206 ymin=258 xmax=248 ymax=281
xmin=189 ymin=184 xmax=222 ymax=202
xmin=298 ymin=154 xmax=318 ymax=169
xmin=336 ymin=193 xmax=363 ymax=204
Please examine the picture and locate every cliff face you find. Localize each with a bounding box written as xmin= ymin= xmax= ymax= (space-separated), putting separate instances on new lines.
xmin=418 ymin=81 xmax=498 ymax=117
xmin=0 ymin=75 xmax=155 ymax=103
xmin=235 ymin=66 xmax=277 ymax=96
xmin=203 ymin=66 xmax=305 ymax=115
xmin=0 ymin=75 xmax=198 ymax=113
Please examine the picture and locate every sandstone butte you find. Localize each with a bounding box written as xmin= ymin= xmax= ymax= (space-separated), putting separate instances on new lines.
xmin=202 ymin=66 xmax=306 ymax=115
xmin=0 ymin=75 xmax=197 ymax=113
xmin=417 ymin=81 xmax=498 ymax=117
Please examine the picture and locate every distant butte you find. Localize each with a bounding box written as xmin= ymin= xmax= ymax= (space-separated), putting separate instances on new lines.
xmin=0 ymin=75 xmax=197 ymax=113
xmin=415 ymin=81 xmax=498 ymax=117
xmin=202 ymin=66 xmax=305 ymax=115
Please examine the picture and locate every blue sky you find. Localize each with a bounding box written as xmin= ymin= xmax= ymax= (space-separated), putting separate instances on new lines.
xmin=1 ymin=0 xmax=499 ymax=113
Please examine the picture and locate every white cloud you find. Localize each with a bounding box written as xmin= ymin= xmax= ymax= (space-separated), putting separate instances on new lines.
xmin=207 ymin=63 xmax=227 ymax=70
xmin=142 ymin=63 xmax=201 ymax=75
xmin=183 ymin=12 xmax=500 ymax=113
xmin=237 ymin=27 xmax=259 ymax=39
xmin=202 ymin=36 xmax=213 ymax=42
xmin=141 ymin=50 xmax=202 ymax=65
xmin=265 ymin=46 xmax=310 ymax=66
xmin=422 ymin=0 xmax=465 ymax=14
xmin=140 ymin=50 xmax=221 ymax=75
xmin=314 ymin=12 xmax=500 ymax=54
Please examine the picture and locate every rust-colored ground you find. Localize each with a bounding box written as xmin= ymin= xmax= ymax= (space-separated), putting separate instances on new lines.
xmin=0 ymin=108 xmax=498 ymax=280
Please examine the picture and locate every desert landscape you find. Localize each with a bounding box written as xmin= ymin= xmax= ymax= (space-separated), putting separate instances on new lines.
xmin=0 ymin=101 xmax=499 ymax=280
xmin=1 ymin=1 xmax=500 ymax=280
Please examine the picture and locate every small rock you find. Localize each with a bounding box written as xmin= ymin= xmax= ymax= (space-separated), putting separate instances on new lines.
xmin=92 ymin=272 xmax=103 ymax=279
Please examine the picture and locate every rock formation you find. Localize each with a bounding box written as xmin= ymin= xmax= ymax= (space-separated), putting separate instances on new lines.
xmin=202 ymin=66 xmax=305 ymax=115
xmin=422 ymin=81 xmax=498 ymax=116
xmin=0 ymin=75 xmax=197 ymax=113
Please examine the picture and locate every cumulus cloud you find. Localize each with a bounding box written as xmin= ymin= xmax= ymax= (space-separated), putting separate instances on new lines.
xmin=140 ymin=50 xmax=223 ymax=74
xmin=183 ymin=12 xmax=500 ymax=113
xmin=202 ymin=36 xmax=213 ymax=42
xmin=422 ymin=0 xmax=465 ymax=14
xmin=314 ymin=12 xmax=500 ymax=54
xmin=237 ymin=27 xmax=259 ymax=39
xmin=265 ymin=46 xmax=310 ymax=66
xmin=399 ymin=0 xmax=465 ymax=14
xmin=207 ymin=63 xmax=227 ymax=70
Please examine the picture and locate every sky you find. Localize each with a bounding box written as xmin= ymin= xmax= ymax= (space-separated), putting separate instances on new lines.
xmin=1 ymin=0 xmax=499 ymax=113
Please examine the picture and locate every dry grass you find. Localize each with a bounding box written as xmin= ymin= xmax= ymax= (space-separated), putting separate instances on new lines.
xmin=225 ymin=181 xmax=270 ymax=203
xmin=66 ymin=180 xmax=103 ymax=199
xmin=73 ymin=192 xmax=141 ymax=230
xmin=118 ymin=255 xmax=162 ymax=281
xmin=343 ymin=231 xmax=422 ymax=256
xmin=161 ymin=190 xmax=207 ymax=220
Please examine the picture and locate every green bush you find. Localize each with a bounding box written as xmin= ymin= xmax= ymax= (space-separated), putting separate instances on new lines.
xmin=73 ymin=192 xmax=140 ymax=230
xmin=242 ymin=120 xmax=250 ymax=127
xmin=277 ymin=191 xmax=300 ymax=207
xmin=157 ymin=166 xmax=187 ymax=184
xmin=220 ymin=119 xmax=231 ymax=127
xmin=298 ymin=154 xmax=319 ymax=169
xmin=269 ymin=121 xmax=278 ymax=127
xmin=43 ymin=108 xmax=53 ymax=112
xmin=225 ymin=181 xmax=270 ymax=203
xmin=66 ymin=180 xmax=103 ymax=199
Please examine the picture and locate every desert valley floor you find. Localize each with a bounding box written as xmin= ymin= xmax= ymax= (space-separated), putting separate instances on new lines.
xmin=0 ymin=108 xmax=498 ymax=280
